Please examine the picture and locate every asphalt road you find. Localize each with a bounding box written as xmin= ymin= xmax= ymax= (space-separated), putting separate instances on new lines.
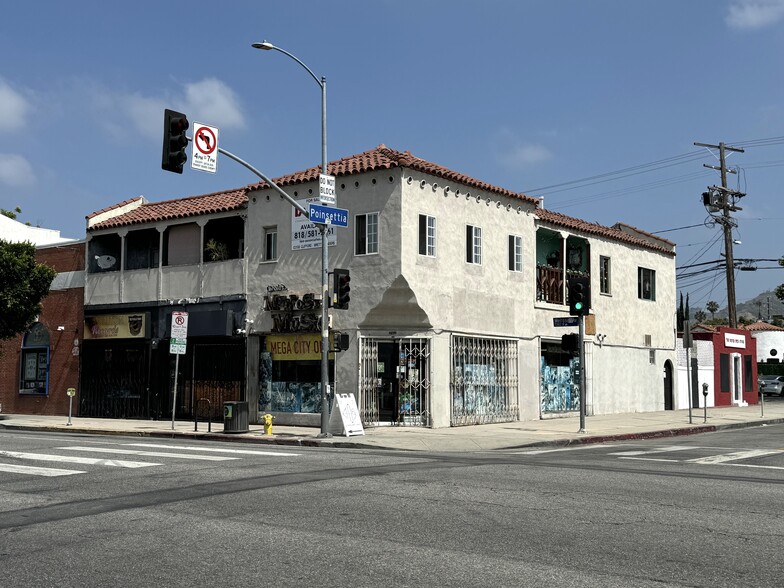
xmin=1 ymin=425 xmax=783 ymax=587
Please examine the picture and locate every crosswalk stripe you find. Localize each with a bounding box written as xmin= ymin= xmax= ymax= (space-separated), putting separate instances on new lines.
xmin=124 ymin=443 xmax=300 ymax=456
xmin=59 ymin=447 xmax=240 ymax=461
xmin=0 ymin=450 xmax=159 ymax=468
xmin=608 ymin=446 xmax=696 ymax=457
xmin=687 ymin=449 xmax=781 ymax=465
xmin=0 ymin=463 xmax=84 ymax=477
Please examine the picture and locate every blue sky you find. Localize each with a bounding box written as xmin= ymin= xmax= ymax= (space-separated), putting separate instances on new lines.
xmin=1 ymin=0 xmax=783 ymax=309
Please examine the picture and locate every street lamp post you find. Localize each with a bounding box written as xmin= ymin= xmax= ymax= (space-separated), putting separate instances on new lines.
xmin=252 ymin=40 xmax=332 ymax=436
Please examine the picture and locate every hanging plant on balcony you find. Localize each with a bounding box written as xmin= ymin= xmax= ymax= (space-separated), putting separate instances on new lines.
xmin=205 ymin=239 xmax=229 ymax=262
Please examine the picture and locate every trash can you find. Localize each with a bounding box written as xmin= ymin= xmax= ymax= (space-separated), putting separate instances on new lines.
xmin=223 ymin=401 xmax=249 ymax=433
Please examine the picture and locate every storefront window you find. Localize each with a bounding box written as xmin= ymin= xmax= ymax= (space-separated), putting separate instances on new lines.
xmin=540 ymin=341 xmax=580 ymax=412
xmin=20 ymin=323 xmax=50 ymax=395
xmin=259 ymin=334 xmax=334 ymax=414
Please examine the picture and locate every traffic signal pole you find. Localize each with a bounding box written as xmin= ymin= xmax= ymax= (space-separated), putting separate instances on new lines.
xmin=578 ymin=314 xmax=586 ymax=433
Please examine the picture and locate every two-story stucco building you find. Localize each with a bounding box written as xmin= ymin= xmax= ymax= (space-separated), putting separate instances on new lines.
xmin=82 ymin=145 xmax=677 ymax=428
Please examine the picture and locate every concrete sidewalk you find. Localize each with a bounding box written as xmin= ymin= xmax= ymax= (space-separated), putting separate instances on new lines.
xmin=1 ymin=402 xmax=783 ymax=452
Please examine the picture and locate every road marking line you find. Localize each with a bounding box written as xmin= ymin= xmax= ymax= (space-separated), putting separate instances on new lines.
xmin=687 ymin=449 xmax=781 ymax=464
xmin=0 ymin=450 xmax=159 ymax=468
xmin=59 ymin=447 xmax=239 ymax=461
xmin=513 ymin=444 xmax=622 ymax=455
xmin=725 ymin=463 xmax=784 ymax=471
xmin=124 ymin=443 xmax=300 ymax=456
xmin=618 ymin=457 xmax=682 ymax=463
xmin=0 ymin=463 xmax=84 ymax=477
xmin=609 ymin=446 xmax=696 ymax=456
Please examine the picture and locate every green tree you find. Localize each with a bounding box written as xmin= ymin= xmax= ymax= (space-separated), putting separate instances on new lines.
xmin=776 ymin=257 xmax=784 ymax=303
xmin=1 ymin=206 xmax=22 ymax=219
xmin=694 ymin=309 xmax=707 ymax=323
xmin=0 ymin=240 xmax=57 ymax=340
xmin=706 ymin=300 xmax=720 ymax=320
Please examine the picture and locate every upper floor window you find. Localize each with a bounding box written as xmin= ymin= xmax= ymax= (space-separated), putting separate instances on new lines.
xmin=466 ymin=225 xmax=482 ymax=264
xmin=508 ymin=235 xmax=522 ymax=272
xmin=638 ymin=267 xmax=656 ymax=301
xmin=599 ymin=256 xmax=611 ymax=294
xmin=418 ymin=214 xmax=436 ymax=257
xmin=356 ymin=212 xmax=379 ymax=255
xmin=263 ymin=226 xmax=277 ymax=262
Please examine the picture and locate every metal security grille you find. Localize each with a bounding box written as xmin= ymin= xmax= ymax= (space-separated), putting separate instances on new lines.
xmin=450 ymin=335 xmax=519 ymax=426
xmin=184 ymin=342 xmax=245 ymax=421
xmin=79 ymin=343 xmax=148 ymax=418
xmin=399 ymin=338 xmax=431 ymax=427
xmin=359 ymin=338 xmax=380 ymax=425
xmin=359 ymin=337 xmax=431 ymax=427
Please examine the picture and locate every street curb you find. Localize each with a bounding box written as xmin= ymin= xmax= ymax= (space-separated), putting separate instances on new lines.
xmin=497 ymin=417 xmax=784 ymax=451
xmin=2 ymin=417 xmax=783 ymax=452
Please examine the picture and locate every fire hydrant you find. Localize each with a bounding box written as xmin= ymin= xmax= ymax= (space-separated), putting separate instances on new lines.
xmin=262 ymin=413 xmax=274 ymax=435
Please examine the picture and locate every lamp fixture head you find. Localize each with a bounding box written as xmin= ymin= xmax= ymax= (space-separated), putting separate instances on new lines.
xmin=251 ymin=41 xmax=274 ymax=50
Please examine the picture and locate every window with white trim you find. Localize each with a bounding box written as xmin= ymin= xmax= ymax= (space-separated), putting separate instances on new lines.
xmin=263 ymin=226 xmax=277 ymax=262
xmin=418 ymin=214 xmax=436 ymax=257
xmin=466 ymin=225 xmax=482 ymax=264
xmin=508 ymin=235 xmax=522 ymax=272
xmin=355 ymin=212 xmax=379 ymax=255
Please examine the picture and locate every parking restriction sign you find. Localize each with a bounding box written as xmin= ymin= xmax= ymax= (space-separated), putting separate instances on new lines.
xmin=191 ymin=122 xmax=218 ymax=173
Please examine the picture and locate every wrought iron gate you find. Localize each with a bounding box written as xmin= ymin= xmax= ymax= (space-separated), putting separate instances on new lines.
xmin=359 ymin=337 xmax=431 ymax=427
xmin=80 ymin=343 xmax=148 ymax=418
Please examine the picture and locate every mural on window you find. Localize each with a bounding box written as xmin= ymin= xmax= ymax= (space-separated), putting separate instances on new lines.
xmin=258 ymin=334 xmax=329 ymax=414
xmin=540 ymin=342 xmax=580 ymax=412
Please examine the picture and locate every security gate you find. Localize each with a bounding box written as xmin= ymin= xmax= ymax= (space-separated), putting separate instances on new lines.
xmin=359 ymin=337 xmax=431 ymax=427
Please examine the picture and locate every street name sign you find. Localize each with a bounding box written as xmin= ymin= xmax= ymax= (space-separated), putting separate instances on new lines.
xmin=191 ymin=122 xmax=218 ymax=173
xmin=308 ymin=203 xmax=348 ymax=227
xmin=553 ymin=317 xmax=579 ymax=327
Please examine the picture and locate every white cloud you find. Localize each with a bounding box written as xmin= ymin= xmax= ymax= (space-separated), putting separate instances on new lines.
xmin=493 ymin=129 xmax=553 ymax=168
xmin=182 ymin=78 xmax=244 ymax=129
xmin=0 ymin=79 xmax=31 ymax=132
xmin=726 ymin=0 xmax=784 ymax=30
xmin=89 ymin=77 xmax=245 ymax=142
xmin=0 ymin=154 xmax=35 ymax=186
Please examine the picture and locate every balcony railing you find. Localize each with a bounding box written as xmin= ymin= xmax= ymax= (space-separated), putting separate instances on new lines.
xmin=537 ymin=265 xmax=563 ymax=304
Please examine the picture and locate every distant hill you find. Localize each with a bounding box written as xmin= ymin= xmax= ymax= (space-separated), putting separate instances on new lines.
xmin=704 ymin=290 xmax=784 ymax=322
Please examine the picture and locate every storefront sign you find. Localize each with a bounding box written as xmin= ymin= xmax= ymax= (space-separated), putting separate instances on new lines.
xmin=84 ymin=313 xmax=148 ymax=340
xmin=724 ymin=332 xmax=747 ymax=349
xmin=266 ymin=333 xmax=333 ymax=361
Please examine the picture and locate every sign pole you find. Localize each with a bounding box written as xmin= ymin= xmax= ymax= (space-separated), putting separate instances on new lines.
xmin=171 ymin=354 xmax=179 ymax=431
xmin=578 ymin=314 xmax=586 ymax=433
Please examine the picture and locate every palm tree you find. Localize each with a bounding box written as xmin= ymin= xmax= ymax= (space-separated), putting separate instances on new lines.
xmin=706 ymin=300 xmax=720 ymax=320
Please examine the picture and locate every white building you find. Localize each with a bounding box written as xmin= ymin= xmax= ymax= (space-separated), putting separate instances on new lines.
xmin=245 ymin=145 xmax=677 ymax=427
xmin=82 ymin=145 xmax=677 ymax=427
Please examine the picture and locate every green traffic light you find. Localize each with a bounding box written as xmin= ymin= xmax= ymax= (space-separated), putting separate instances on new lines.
xmin=575 ymin=302 xmax=583 ymax=310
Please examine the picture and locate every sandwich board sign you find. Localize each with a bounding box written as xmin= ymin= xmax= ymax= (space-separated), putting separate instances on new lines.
xmin=328 ymin=393 xmax=365 ymax=436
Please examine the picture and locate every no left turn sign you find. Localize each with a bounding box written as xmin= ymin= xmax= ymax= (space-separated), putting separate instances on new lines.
xmin=191 ymin=122 xmax=219 ymax=173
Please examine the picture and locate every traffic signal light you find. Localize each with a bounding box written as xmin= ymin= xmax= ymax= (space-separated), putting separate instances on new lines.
xmin=332 ymin=268 xmax=351 ymax=310
xmin=162 ymin=109 xmax=189 ymax=174
xmin=568 ymin=276 xmax=590 ymax=316
xmin=561 ymin=333 xmax=579 ymax=353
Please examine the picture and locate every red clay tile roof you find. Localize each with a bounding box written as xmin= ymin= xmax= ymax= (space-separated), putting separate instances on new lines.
xmin=87 ymin=188 xmax=248 ymax=231
xmin=249 ymin=144 xmax=539 ymax=205
xmin=536 ymin=209 xmax=676 ymax=256
xmin=744 ymin=320 xmax=784 ymax=332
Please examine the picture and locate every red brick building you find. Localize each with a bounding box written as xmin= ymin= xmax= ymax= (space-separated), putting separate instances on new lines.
xmin=0 ymin=240 xmax=85 ymax=416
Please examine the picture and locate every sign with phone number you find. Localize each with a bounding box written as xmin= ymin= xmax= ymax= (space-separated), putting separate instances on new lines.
xmin=292 ymin=198 xmax=336 ymax=250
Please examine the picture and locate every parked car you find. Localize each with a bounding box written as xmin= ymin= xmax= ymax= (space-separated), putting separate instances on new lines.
xmin=759 ymin=375 xmax=784 ymax=396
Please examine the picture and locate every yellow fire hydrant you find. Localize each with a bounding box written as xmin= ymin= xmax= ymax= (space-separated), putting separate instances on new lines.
xmin=262 ymin=413 xmax=274 ymax=436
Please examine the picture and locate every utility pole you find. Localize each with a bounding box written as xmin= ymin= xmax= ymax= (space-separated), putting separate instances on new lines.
xmin=695 ymin=141 xmax=745 ymax=328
